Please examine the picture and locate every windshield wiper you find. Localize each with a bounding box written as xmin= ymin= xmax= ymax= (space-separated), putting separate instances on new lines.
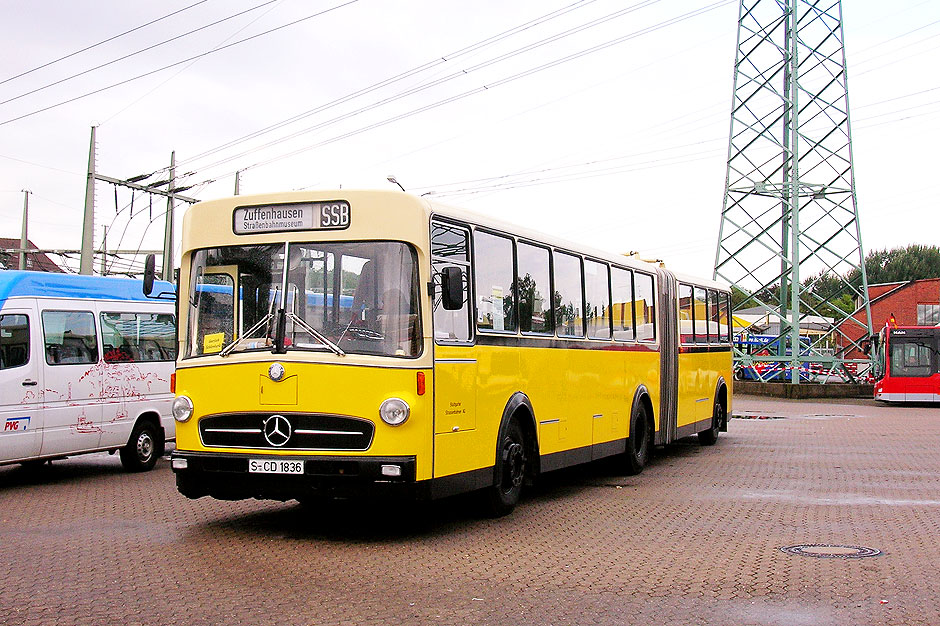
xmin=286 ymin=312 xmax=346 ymax=356
xmin=219 ymin=312 xmax=274 ymax=357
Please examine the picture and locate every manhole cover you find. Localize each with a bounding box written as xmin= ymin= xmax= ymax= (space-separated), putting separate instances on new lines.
xmin=780 ymin=544 xmax=882 ymax=559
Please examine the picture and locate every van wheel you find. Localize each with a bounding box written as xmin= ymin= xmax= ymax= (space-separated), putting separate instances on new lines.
xmin=698 ymin=397 xmax=723 ymax=446
xmin=482 ymin=417 xmax=526 ymax=517
xmin=19 ymin=459 xmax=49 ymax=470
xmin=120 ymin=421 xmax=161 ymax=472
xmin=622 ymin=402 xmax=651 ymax=476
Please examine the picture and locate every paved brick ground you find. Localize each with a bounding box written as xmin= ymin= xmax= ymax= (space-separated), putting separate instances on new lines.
xmin=1 ymin=394 xmax=939 ymax=625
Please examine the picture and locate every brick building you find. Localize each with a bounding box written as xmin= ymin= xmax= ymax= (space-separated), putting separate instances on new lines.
xmin=839 ymin=278 xmax=940 ymax=360
xmin=0 ymin=238 xmax=66 ymax=272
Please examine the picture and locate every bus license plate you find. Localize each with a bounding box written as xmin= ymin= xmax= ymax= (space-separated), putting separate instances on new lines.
xmin=248 ymin=459 xmax=304 ymax=474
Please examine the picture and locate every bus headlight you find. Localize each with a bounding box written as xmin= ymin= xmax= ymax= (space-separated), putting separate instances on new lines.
xmin=379 ymin=398 xmax=410 ymax=426
xmin=172 ymin=395 xmax=194 ymax=422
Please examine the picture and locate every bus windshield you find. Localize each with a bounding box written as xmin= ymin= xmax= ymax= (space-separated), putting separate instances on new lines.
xmin=186 ymin=241 xmax=421 ymax=359
xmin=890 ymin=336 xmax=937 ymax=378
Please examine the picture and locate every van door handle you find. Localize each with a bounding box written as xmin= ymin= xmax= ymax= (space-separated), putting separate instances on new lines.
xmin=22 ymin=379 xmax=38 ymax=386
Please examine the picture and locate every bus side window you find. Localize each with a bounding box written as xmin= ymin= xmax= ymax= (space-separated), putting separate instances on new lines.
xmin=431 ymin=221 xmax=472 ymax=343
xmin=635 ymin=273 xmax=656 ymax=342
xmin=473 ymin=230 xmax=517 ymax=333
xmin=553 ymin=251 xmax=584 ymax=338
xmin=517 ymin=242 xmax=552 ymax=334
xmin=678 ymin=283 xmax=693 ymax=344
xmin=611 ymin=267 xmax=635 ymax=342
xmin=584 ymin=260 xmax=611 ymax=339
xmin=0 ymin=314 xmax=30 ymax=369
xmin=693 ymin=286 xmax=709 ymax=343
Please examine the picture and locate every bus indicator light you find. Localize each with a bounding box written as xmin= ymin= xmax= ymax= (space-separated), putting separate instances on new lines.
xmin=381 ymin=464 xmax=402 ymax=477
xmin=417 ymin=371 xmax=426 ymax=396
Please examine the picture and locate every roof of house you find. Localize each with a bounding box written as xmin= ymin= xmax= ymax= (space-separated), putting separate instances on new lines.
xmin=0 ymin=238 xmax=66 ymax=273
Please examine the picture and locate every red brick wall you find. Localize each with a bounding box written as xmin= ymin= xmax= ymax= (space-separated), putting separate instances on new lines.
xmin=840 ymin=278 xmax=940 ymax=359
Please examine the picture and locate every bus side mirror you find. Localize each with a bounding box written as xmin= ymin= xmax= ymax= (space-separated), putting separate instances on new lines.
xmin=441 ymin=266 xmax=464 ymax=310
xmin=142 ymin=254 xmax=157 ymax=296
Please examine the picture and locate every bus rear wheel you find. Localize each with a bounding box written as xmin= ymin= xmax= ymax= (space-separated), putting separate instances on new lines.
xmin=483 ymin=417 xmax=526 ymax=517
xmin=120 ymin=421 xmax=161 ymax=472
xmin=698 ymin=397 xmax=724 ymax=446
xmin=622 ymin=403 xmax=651 ymax=476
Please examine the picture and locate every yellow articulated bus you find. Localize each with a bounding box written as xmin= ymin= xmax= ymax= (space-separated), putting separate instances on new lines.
xmin=154 ymin=190 xmax=731 ymax=516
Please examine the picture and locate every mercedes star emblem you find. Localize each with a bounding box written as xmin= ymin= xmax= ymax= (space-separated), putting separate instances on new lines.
xmin=268 ymin=362 xmax=285 ymax=381
xmin=262 ymin=414 xmax=292 ymax=447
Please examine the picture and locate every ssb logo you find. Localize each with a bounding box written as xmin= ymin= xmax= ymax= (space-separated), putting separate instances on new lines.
xmin=4 ymin=416 xmax=30 ymax=431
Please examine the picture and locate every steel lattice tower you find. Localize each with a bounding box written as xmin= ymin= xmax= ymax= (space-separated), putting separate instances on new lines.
xmin=714 ymin=0 xmax=872 ymax=383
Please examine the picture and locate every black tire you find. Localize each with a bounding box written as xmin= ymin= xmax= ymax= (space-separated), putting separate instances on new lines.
xmin=622 ymin=402 xmax=651 ymax=476
xmin=120 ymin=421 xmax=161 ymax=472
xmin=483 ymin=417 xmax=527 ymax=517
xmin=19 ymin=459 xmax=49 ymax=470
xmin=698 ymin=397 xmax=724 ymax=446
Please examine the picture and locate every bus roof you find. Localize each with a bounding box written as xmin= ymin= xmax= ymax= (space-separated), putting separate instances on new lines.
xmin=183 ymin=189 xmax=729 ymax=291
xmin=0 ymin=270 xmax=175 ymax=309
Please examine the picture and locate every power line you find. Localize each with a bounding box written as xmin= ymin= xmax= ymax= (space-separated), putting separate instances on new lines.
xmin=0 ymin=0 xmax=360 ymax=127
xmin=101 ymin=0 xmax=287 ymax=125
xmin=176 ymin=0 xmax=607 ymax=166
xmin=190 ymin=0 xmax=734 ymax=180
xmin=0 ymin=0 xmax=280 ymax=107
xmin=0 ymin=0 xmax=210 ymax=87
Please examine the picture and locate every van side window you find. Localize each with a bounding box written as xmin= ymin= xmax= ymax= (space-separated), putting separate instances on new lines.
xmin=42 ymin=311 xmax=99 ymax=365
xmin=101 ymin=312 xmax=177 ymax=362
xmin=0 ymin=314 xmax=29 ymax=369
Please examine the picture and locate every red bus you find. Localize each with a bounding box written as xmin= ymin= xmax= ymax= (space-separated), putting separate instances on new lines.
xmin=873 ymin=324 xmax=940 ymax=403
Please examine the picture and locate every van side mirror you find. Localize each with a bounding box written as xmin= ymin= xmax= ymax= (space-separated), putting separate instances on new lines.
xmin=441 ymin=266 xmax=464 ymax=310
xmin=142 ymin=254 xmax=157 ymax=296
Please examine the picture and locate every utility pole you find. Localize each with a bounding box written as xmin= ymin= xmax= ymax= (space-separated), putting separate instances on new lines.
xmin=19 ymin=190 xmax=29 ymax=270
xmin=161 ymin=151 xmax=176 ymax=281
xmin=100 ymin=226 xmax=108 ymax=276
xmin=714 ymin=0 xmax=872 ymax=383
xmin=235 ymin=170 xmax=241 ymax=195
xmin=77 ymin=129 xmax=197 ymax=277
xmin=80 ymin=126 xmax=97 ymax=274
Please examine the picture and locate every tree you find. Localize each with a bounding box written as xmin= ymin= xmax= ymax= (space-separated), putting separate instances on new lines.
xmin=848 ymin=244 xmax=940 ymax=285
xmin=732 ymin=245 xmax=940 ymax=315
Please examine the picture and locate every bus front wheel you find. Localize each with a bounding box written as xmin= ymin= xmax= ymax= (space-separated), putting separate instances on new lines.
xmin=483 ymin=417 xmax=526 ymax=517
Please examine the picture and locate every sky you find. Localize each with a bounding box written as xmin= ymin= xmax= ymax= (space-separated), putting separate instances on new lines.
xmin=0 ymin=0 xmax=938 ymax=277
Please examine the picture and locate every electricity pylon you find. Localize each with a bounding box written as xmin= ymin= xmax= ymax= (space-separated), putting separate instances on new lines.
xmin=714 ymin=0 xmax=873 ymax=383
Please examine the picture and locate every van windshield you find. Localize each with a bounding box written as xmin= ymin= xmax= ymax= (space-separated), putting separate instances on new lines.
xmin=185 ymin=242 xmax=421 ymax=359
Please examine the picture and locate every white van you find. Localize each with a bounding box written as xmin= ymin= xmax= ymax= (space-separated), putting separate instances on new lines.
xmin=0 ymin=270 xmax=176 ymax=471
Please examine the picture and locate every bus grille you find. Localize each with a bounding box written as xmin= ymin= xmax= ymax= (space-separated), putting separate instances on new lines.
xmin=199 ymin=412 xmax=374 ymax=451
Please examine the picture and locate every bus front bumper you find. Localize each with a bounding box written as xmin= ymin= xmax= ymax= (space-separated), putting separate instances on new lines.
xmin=170 ymin=451 xmax=420 ymax=502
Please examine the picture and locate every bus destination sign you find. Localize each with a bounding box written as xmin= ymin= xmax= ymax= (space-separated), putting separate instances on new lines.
xmin=233 ymin=201 xmax=351 ymax=234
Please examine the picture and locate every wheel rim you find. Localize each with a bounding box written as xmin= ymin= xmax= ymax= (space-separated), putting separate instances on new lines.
xmin=714 ymin=402 xmax=724 ymax=433
xmin=136 ymin=431 xmax=154 ymax=463
xmin=500 ymin=438 xmax=525 ymax=493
